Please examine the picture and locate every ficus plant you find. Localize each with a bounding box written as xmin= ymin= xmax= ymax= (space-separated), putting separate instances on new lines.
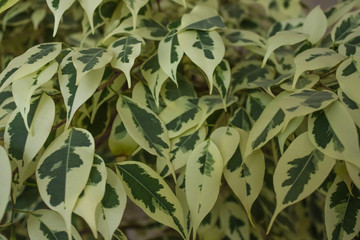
xmin=1 ymin=0 xmax=360 ymax=239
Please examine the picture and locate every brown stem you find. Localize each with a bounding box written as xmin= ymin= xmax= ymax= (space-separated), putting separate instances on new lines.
xmin=51 ymin=119 xmax=67 ymax=132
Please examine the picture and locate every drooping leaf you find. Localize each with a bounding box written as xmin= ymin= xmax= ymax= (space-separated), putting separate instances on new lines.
xmin=175 ymin=171 xmax=191 ymax=239
xmin=36 ymin=128 xmax=95 ymax=237
xmin=141 ymin=53 xmax=169 ymax=107
xmin=5 ymin=94 xmax=55 ymax=187
xmin=222 ymin=29 xmax=266 ymax=48
xmin=325 ymin=177 xmax=360 ymax=240
xmin=213 ymin=60 xmax=231 ymax=108
xmin=336 ymin=55 xmax=360 ymax=104
xmin=268 ymin=132 xmax=335 ymax=233
xmin=178 ymin=29 xmax=225 ymax=93
xmin=109 ymin=35 xmax=144 ymax=87
xmin=331 ymin=9 xmax=360 ymax=43
xmin=72 ymin=48 xmax=112 ymax=85
xmin=0 ymin=146 xmax=11 ymax=221
xmin=0 ymin=42 xmax=62 ymax=92
xmin=116 ymin=161 xmax=186 ymax=238
xmin=96 ymin=167 xmax=127 ymax=240
xmin=159 ymin=96 xmax=202 ymax=138
xmin=27 ymin=209 xmax=81 ymax=240
xmin=78 ymin=0 xmax=102 ymax=33
xmin=74 ymin=154 xmax=107 ymax=238
xmin=123 ymin=0 xmax=149 ymax=30
xmin=59 ymin=51 xmax=104 ymax=129
xmin=224 ymin=129 xmax=265 ymax=225
xmin=292 ymin=48 xmax=345 ymax=88
xmin=302 ymin=5 xmax=327 ymax=44
xmin=219 ymin=201 xmax=250 ymax=240
xmin=308 ymin=101 xmax=360 ymax=168
xmin=46 ymin=0 xmax=76 ymax=36
xmin=158 ymin=28 xmax=184 ymax=84
xmin=180 ymin=5 xmax=225 ymax=31
xmin=185 ymin=140 xmax=223 ymax=239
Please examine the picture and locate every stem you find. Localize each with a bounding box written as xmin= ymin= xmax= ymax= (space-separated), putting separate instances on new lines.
xmin=51 ymin=119 xmax=66 ymax=132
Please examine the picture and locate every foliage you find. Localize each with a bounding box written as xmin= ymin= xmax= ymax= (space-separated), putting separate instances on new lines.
xmin=0 ymin=0 xmax=360 ymax=239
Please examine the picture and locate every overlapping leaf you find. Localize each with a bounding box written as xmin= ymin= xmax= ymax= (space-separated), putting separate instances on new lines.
xmin=36 ymin=128 xmax=95 ymax=237
xmin=0 ymin=87 xmax=16 ymax=128
xmin=338 ymin=31 xmax=360 ymax=57
xmin=136 ymin=17 xmax=168 ymax=40
xmin=338 ymin=88 xmax=360 ymax=128
xmin=222 ymin=29 xmax=266 ymax=48
xmin=46 ymin=0 xmax=76 ymax=36
xmin=180 ymin=5 xmax=225 ymax=31
xmin=161 ymin=74 xmax=196 ymax=104
xmin=78 ymin=0 xmax=102 ymax=33
xmin=0 ymin=146 xmax=11 ymax=221
xmin=116 ymin=161 xmax=186 ymax=238
xmin=229 ymin=108 xmax=252 ymax=132
xmin=302 ymin=5 xmax=327 ymax=44
xmin=0 ymin=0 xmax=19 ymax=14
xmin=123 ymin=0 xmax=149 ymax=30
xmin=331 ymin=9 xmax=360 ymax=43
xmin=336 ymin=55 xmax=360 ymax=104
xmin=213 ymin=60 xmax=231 ymax=107
xmin=210 ymin=126 xmax=239 ymax=166
xmin=246 ymin=91 xmax=273 ymax=122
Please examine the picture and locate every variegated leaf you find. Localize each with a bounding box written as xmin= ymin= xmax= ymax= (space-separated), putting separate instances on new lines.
xmin=116 ymin=94 xmax=170 ymax=159
xmin=109 ymin=115 xmax=138 ymax=157
xmin=112 ymin=229 xmax=128 ymax=240
xmin=222 ymin=29 xmax=266 ymax=48
xmin=277 ymin=116 xmax=304 ymax=154
xmin=336 ymin=55 xmax=360 ymax=104
xmin=268 ymin=132 xmax=336 ymax=233
xmin=268 ymin=18 xmax=304 ymax=37
xmin=180 ymin=5 xmax=225 ymax=31
xmin=302 ymin=5 xmax=327 ymax=44
xmin=250 ymin=73 xmax=292 ymax=97
xmin=116 ymin=161 xmax=186 ymax=238
xmin=229 ymin=108 xmax=252 ymax=132
xmin=123 ymin=0 xmax=149 ymax=30
xmin=231 ymin=60 xmax=275 ymax=93
xmin=246 ymin=91 xmax=273 ymax=122
xmin=338 ymin=31 xmax=360 ymax=57
xmin=103 ymin=17 xmax=134 ymax=42
xmin=78 ymin=0 xmax=102 ymax=33
xmin=262 ymin=31 xmax=308 ymax=67
xmin=0 ymin=233 xmax=6 ymax=240
xmin=74 ymin=154 xmax=107 ymax=238
xmin=141 ymin=53 xmax=169 ymax=107
xmin=59 ymin=51 xmax=104 ymax=129
xmin=161 ymin=74 xmax=196 ymax=104
xmin=109 ymin=35 xmax=144 ymax=87
xmin=175 ymin=172 xmax=191 ymax=239
xmin=308 ymin=101 xmax=360 ymax=168
xmin=210 ymin=126 xmax=239 ymax=166
xmin=159 ymin=96 xmax=202 ymax=138
xmin=0 ymin=0 xmax=19 ymax=14
xmin=293 ymin=48 xmax=345 ymax=88
xmin=27 ymin=209 xmax=81 ymax=240
xmin=5 ymin=94 xmax=55 ymax=187
xmin=0 ymin=42 xmax=62 ymax=92
xmin=219 ymin=201 xmax=250 ymax=240
xmin=331 ymin=9 xmax=360 ymax=43
xmin=12 ymin=61 xmax=57 ymax=131
xmin=338 ymin=88 xmax=360 ymax=128
xmin=0 ymin=146 xmax=11 ymax=221
xmin=132 ymin=81 xmax=162 ymax=114
xmin=213 ymin=60 xmax=231 ymax=107
xmin=0 ymin=87 xmax=16 ymax=129
xmin=96 ymin=167 xmax=127 ymax=240
xmin=245 ymin=93 xmax=287 ymax=157
xmin=72 ymin=48 xmax=112 ymax=85
xmin=36 ymin=128 xmax=95 ymax=237
xmin=346 ymin=162 xmax=360 ymax=191
xmin=178 ymin=30 xmax=225 ymax=93
xmin=185 ymin=140 xmax=223 ymax=239
xmin=325 ymin=0 xmax=359 ymax=27
xmin=136 ymin=17 xmax=168 ymax=40
xmin=158 ymin=28 xmax=184 ymax=84
xmin=325 ymin=177 xmax=360 ymax=240
xmin=224 ymin=129 xmax=265 ymax=224
xmin=46 ymin=0 xmax=76 ymax=36
xmin=280 ymin=74 xmax=319 ymax=91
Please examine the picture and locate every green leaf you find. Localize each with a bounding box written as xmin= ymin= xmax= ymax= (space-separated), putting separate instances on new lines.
xmin=59 ymin=51 xmax=104 ymax=129
xmin=161 ymin=74 xmax=196 ymax=104
xmin=78 ymin=0 xmax=102 ymax=33
xmin=268 ymin=132 xmax=335 ymax=233
xmin=109 ymin=35 xmax=144 ymax=87
xmin=72 ymin=48 xmax=112 ymax=85
xmin=28 ymin=209 xmax=82 ymax=240
xmin=12 ymin=61 xmax=58 ymax=132
xmin=325 ymin=177 xmax=360 ymax=240
xmin=5 ymin=94 xmax=55 ymax=187
xmin=292 ymin=48 xmax=345 ymax=88
xmin=224 ymin=129 xmax=265 ymax=225
xmin=45 ymin=0 xmax=76 ymax=36
xmin=73 ymin=154 xmax=107 ymax=238
xmin=116 ymin=161 xmax=186 ymax=238
xmin=123 ymin=0 xmax=149 ymax=30
xmin=108 ymin=115 xmax=138 ymax=157
xmin=0 ymin=0 xmax=19 ymax=14
xmin=308 ymin=101 xmax=360 ymax=168
xmin=178 ymin=30 xmax=225 ymax=93
xmin=180 ymin=5 xmax=225 ymax=31
xmin=0 ymin=43 xmax=62 ymax=92
xmin=219 ymin=201 xmax=250 ymax=240
xmin=229 ymin=108 xmax=252 ymax=132
xmin=185 ymin=140 xmax=223 ymax=239
xmin=36 ymin=128 xmax=95 ymax=238
xmin=222 ymin=29 xmax=266 ymax=48
xmin=336 ymin=56 xmax=360 ymax=104
xmin=302 ymin=5 xmax=327 ymax=44
xmin=159 ymin=97 xmax=202 ymax=138
xmin=141 ymin=53 xmax=169 ymax=107
xmin=331 ymin=9 xmax=360 ymax=43
xmin=116 ymin=94 xmax=170 ymax=159
xmin=0 ymin=146 xmax=11 ymax=221
xmin=158 ymin=28 xmax=184 ymax=84
xmin=213 ymin=60 xmax=231 ymax=108
xmin=96 ymin=168 xmax=127 ymax=240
